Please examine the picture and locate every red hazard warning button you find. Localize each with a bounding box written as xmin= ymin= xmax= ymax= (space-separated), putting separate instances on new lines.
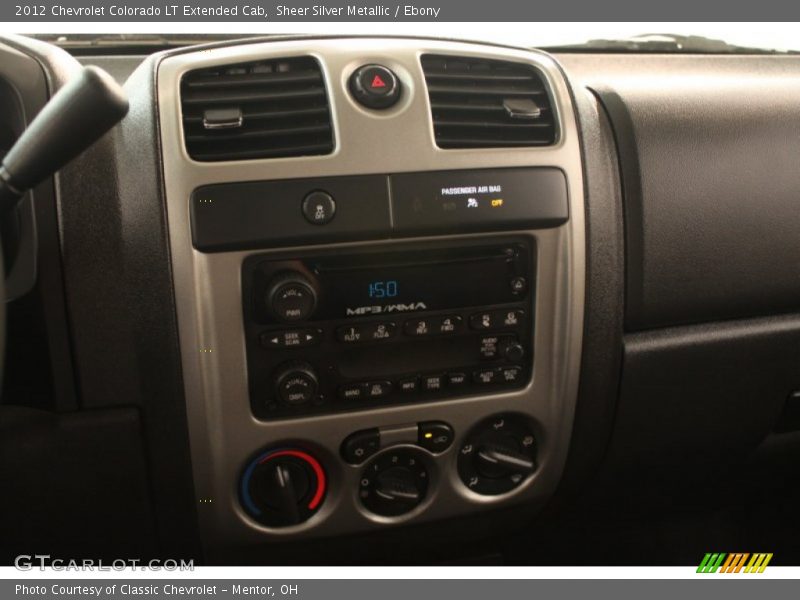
xmin=349 ymin=64 xmax=401 ymax=109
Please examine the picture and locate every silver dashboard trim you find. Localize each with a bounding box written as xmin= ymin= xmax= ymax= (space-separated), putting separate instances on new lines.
xmin=156 ymin=37 xmax=585 ymax=552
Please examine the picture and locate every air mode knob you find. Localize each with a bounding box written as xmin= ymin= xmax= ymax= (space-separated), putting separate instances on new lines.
xmin=458 ymin=414 xmax=537 ymax=495
xmin=240 ymin=447 xmax=327 ymax=527
xmin=265 ymin=272 xmax=317 ymax=322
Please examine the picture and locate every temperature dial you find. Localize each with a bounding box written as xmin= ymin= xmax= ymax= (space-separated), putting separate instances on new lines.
xmin=458 ymin=414 xmax=537 ymax=495
xmin=359 ymin=449 xmax=429 ymax=517
xmin=240 ymin=448 xmax=326 ymax=527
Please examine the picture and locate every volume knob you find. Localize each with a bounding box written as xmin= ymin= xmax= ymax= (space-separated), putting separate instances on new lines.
xmin=265 ymin=272 xmax=317 ymax=322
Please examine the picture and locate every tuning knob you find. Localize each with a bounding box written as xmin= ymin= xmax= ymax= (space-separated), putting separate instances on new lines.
xmin=265 ymin=271 xmax=317 ymax=322
xmin=240 ymin=448 xmax=326 ymax=527
xmin=273 ymin=361 xmax=318 ymax=407
xmin=458 ymin=414 xmax=537 ymax=495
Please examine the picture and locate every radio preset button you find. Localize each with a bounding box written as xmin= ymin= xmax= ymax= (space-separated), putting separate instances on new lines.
xmin=436 ymin=315 xmax=463 ymax=334
xmin=339 ymin=383 xmax=367 ymax=400
xmin=495 ymin=309 xmax=524 ymax=328
xmin=336 ymin=322 xmax=396 ymax=343
xmin=422 ymin=374 xmax=445 ymax=392
xmin=404 ymin=318 xmax=432 ymax=337
xmin=398 ymin=377 xmax=419 ymax=393
xmin=366 ymin=322 xmax=396 ymax=341
xmin=366 ymin=381 xmax=392 ymax=398
xmin=469 ymin=311 xmax=495 ymax=330
xmin=261 ymin=328 xmax=321 ymax=349
xmin=336 ymin=325 xmax=363 ymax=343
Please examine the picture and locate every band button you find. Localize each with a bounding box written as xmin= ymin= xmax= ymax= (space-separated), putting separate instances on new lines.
xmin=339 ymin=383 xmax=367 ymax=400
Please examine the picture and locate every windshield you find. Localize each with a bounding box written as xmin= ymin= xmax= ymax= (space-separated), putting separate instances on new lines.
xmin=29 ymin=24 xmax=800 ymax=54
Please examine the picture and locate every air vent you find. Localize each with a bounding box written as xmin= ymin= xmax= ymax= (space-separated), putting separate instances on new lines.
xmin=421 ymin=55 xmax=556 ymax=149
xmin=180 ymin=57 xmax=334 ymax=161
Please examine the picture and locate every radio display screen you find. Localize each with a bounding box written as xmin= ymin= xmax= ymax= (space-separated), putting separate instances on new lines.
xmin=308 ymin=243 xmax=531 ymax=320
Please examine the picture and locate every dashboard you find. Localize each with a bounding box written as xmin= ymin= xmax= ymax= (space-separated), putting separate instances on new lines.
xmin=1 ymin=34 xmax=799 ymax=566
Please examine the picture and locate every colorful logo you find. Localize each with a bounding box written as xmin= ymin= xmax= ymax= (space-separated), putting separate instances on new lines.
xmin=697 ymin=553 xmax=773 ymax=573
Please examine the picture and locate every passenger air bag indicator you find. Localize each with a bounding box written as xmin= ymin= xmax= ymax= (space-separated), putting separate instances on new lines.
xmin=390 ymin=168 xmax=569 ymax=234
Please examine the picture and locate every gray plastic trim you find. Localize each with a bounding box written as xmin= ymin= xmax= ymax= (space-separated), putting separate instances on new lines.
xmin=156 ymin=38 xmax=585 ymax=547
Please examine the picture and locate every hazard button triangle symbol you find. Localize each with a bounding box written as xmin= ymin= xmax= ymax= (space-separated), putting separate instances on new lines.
xmin=371 ymin=74 xmax=387 ymax=88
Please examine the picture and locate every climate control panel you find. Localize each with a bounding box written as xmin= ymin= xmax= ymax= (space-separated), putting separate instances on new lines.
xmin=238 ymin=413 xmax=538 ymax=529
xmin=242 ymin=240 xmax=535 ymax=419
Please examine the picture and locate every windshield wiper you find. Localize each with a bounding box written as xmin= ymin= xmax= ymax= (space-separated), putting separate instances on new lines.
xmin=544 ymin=33 xmax=795 ymax=54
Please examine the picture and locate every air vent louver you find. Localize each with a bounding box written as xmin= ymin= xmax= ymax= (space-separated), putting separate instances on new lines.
xmin=421 ymin=55 xmax=556 ymax=149
xmin=180 ymin=57 xmax=334 ymax=161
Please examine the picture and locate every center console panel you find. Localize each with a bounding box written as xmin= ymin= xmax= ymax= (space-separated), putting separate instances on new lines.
xmin=156 ymin=38 xmax=585 ymax=552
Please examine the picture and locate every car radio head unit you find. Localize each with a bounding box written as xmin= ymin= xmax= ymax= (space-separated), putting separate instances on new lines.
xmin=242 ymin=239 xmax=535 ymax=419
